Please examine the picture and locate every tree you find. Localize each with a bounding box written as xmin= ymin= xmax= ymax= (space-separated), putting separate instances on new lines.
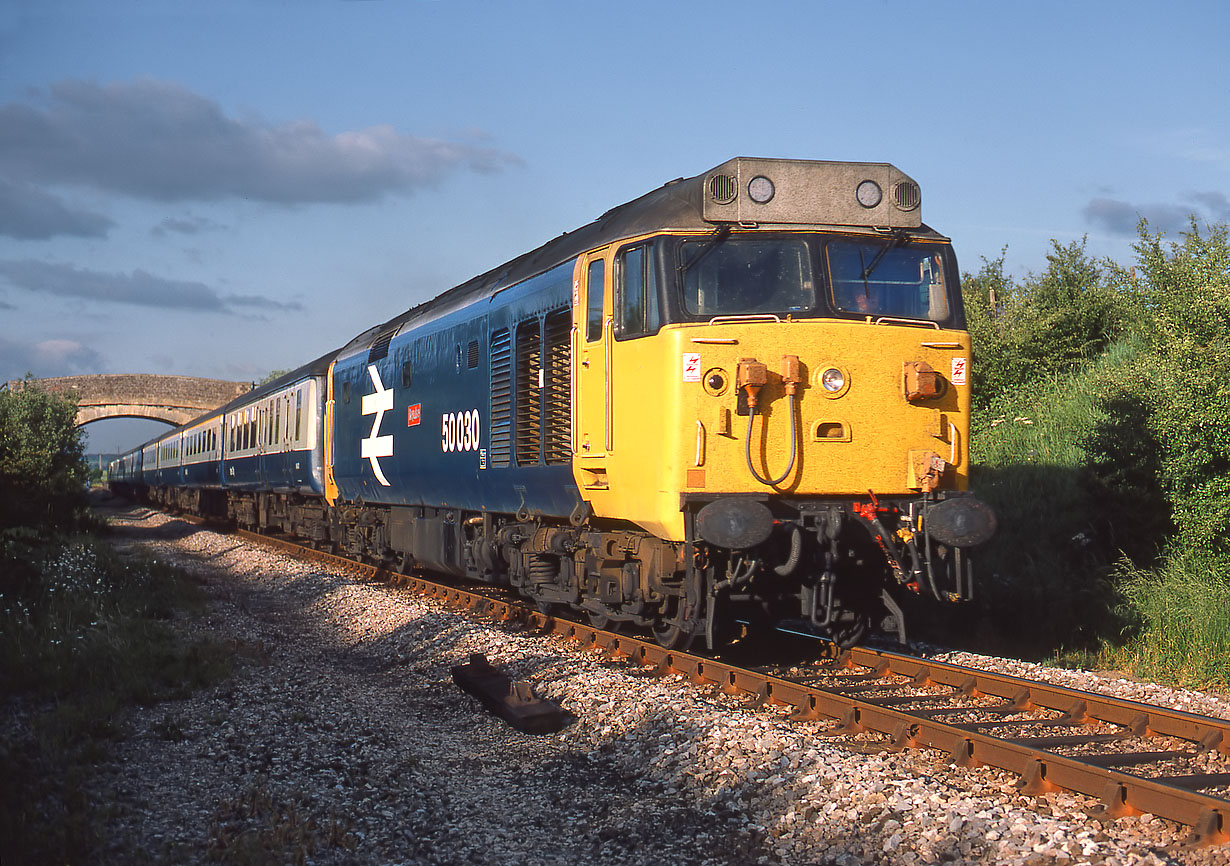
xmin=962 ymin=239 xmax=1127 ymax=419
xmin=0 ymin=380 xmax=88 ymax=532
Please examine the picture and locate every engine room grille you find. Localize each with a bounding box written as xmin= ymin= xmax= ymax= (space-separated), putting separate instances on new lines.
xmin=543 ymin=309 xmax=572 ymax=465
xmin=488 ymin=328 xmax=512 ymax=468
xmin=515 ymin=323 xmax=542 ymax=466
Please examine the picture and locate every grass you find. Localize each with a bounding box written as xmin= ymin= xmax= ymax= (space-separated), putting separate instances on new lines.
xmin=0 ymin=531 xmax=234 ymax=865
xmin=961 ymin=344 xmax=1142 ymax=655
xmin=1098 ymin=554 xmax=1230 ymax=689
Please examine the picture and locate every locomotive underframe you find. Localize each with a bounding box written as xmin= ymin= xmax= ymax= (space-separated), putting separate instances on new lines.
xmin=137 ymin=481 xmax=978 ymax=650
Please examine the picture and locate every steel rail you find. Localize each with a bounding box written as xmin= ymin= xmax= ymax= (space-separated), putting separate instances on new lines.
xmin=228 ymin=526 xmax=1230 ymax=845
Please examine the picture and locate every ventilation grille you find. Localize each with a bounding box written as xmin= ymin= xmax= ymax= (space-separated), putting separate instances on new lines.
xmin=515 ymin=324 xmax=542 ymax=466
xmin=489 ymin=329 xmax=512 ymax=467
xmin=544 ymin=310 xmax=572 ymax=465
xmin=467 ymin=340 xmax=480 ymax=369
xmin=893 ymin=181 xmax=921 ymax=212
xmin=367 ymin=328 xmax=397 ymax=364
xmin=708 ymin=174 xmax=737 ymax=205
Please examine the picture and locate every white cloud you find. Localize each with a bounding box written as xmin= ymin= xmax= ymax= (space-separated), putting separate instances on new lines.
xmin=0 ymin=78 xmax=521 ymax=205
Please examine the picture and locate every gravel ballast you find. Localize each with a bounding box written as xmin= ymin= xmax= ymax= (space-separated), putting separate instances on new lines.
xmin=90 ymin=504 xmax=1230 ymax=865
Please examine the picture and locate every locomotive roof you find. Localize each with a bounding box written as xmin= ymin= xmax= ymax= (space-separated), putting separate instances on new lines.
xmin=336 ymin=156 xmax=946 ymax=360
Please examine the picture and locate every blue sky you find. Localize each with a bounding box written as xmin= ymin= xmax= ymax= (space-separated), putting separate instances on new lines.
xmin=2 ymin=0 xmax=1228 ymax=452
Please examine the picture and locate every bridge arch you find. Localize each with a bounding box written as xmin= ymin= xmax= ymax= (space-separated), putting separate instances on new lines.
xmin=5 ymin=375 xmax=253 ymax=428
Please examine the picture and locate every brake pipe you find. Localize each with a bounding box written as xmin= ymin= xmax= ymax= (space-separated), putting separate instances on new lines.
xmin=745 ymin=394 xmax=798 ymax=486
xmin=743 ymin=355 xmax=803 ymax=487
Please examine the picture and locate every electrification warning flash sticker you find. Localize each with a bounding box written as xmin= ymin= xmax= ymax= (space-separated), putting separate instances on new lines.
xmin=683 ymin=353 xmax=702 ymax=382
xmin=951 ymin=357 xmax=968 ymax=386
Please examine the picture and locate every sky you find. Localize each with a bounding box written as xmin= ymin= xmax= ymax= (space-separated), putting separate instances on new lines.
xmin=2 ymin=0 xmax=1228 ymax=453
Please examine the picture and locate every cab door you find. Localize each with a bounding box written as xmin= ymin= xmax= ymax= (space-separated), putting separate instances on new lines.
xmin=575 ymin=249 xmax=611 ymax=490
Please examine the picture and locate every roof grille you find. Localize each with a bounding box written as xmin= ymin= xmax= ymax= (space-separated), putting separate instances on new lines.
xmin=708 ymin=174 xmax=737 ymax=205
xmin=367 ymin=328 xmax=397 ymax=364
xmin=893 ymin=181 xmax=921 ymax=212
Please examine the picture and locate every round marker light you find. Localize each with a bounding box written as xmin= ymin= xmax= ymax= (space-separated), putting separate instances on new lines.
xmin=747 ymin=175 xmax=775 ymax=204
xmin=856 ymin=179 xmax=882 ymax=208
xmin=821 ymin=368 xmax=846 ymax=392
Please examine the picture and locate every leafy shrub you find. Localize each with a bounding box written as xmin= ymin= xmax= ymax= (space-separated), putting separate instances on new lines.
xmin=964 ymin=218 xmax=1230 ymax=682
xmin=964 ymin=239 xmax=1129 ymax=420
xmin=0 ymin=380 xmax=88 ymax=533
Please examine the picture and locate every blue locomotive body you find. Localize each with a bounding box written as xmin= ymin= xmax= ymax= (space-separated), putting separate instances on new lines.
xmin=329 ymin=260 xmax=579 ymax=520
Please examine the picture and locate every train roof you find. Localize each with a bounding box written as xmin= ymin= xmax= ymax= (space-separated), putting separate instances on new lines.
xmin=336 ymin=156 xmax=945 ymax=359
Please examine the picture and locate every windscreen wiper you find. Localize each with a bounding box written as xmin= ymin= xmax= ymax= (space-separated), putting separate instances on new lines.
xmin=859 ymin=231 xmax=908 ymax=281
xmin=677 ymin=224 xmax=731 ymax=279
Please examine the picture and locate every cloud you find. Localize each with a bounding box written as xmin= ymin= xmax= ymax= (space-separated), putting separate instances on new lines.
xmin=1082 ymin=194 xmax=1229 ymax=237
xmin=0 ymin=177 xmax=113 ymax=239
xmin=0 ymin=259 xmax=299 ymax=313
xmin=0 ymin=335 xmax=104 ymax=380
xmin=151 ymin=214 xmax=226 ymax=237
xmin=223 ymin=293 xmax=304 ymax=313
xmin=0 ymin=79 xmax=521 ymax=205
xmin=1190 ymin=191 xmax=1230 ymax=221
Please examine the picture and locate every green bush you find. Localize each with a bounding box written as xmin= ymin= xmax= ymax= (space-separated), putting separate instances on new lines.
xmin=0 ymin=380 xmax=88 ymax=533
xmin=964 ymin=239 xmax=1128 ymax=420
xmin=964 ymin=218 xmax=1230 ymax=684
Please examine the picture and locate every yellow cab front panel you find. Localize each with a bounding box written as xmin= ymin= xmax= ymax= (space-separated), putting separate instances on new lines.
xmin=574 ymin=315 xmax=972 ymax=543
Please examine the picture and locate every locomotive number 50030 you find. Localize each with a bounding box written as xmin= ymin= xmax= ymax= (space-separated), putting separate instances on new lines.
xmin=442 ymin=409 xmax=481 ymax=453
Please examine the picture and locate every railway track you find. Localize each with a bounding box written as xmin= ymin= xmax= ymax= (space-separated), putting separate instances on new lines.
xmin=231 ymin=524 xmax=1230 ymax=846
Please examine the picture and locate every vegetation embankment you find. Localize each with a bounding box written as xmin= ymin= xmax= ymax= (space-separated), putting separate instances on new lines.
xmin=0 ymin=382 xmax=231 ymax=865
xmin=960 ymin=220 xmax=1230 ymax=688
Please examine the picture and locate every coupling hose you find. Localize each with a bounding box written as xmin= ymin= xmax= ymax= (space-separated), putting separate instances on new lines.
xmin=744 ymin=393 xmax=798 ymax=487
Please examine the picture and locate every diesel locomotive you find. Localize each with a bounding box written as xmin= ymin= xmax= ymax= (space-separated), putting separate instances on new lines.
xmin=111 ymin=157 xmax=995 ymax=649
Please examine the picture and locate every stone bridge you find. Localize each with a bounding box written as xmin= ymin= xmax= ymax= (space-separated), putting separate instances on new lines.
xmin=4 ymin=375 xmax=253 ymax=427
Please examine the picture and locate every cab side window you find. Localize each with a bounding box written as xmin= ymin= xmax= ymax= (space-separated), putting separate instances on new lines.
xmin=616 ymin=243 xmax=661 ymax=339
xmin=586 ymin=259 xmax=605 ymax=342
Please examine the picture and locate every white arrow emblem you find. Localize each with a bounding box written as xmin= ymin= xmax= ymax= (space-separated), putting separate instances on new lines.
xmin=360 ymin=364 xmax=394 ymax=486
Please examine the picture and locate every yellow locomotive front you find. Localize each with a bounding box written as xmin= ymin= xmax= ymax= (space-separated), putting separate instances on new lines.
xmin=571 ymin=158 xmax=995 ymax=646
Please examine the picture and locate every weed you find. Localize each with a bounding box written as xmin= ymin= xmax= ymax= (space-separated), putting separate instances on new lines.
xmin=0 ymin=536 xmax=232 ymax=864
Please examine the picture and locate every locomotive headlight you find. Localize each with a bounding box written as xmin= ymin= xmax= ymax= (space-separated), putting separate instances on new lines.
xmin=856 ymin=180 xmax=882 ymax=208
xmin=747 ymin=175 xmax=775 ymax=204
xmin=821 ymin=368 xmax=845 ymax=392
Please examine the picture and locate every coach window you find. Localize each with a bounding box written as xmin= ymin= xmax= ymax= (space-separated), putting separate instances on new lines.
xmin=616 ymin=243 xmax=662 ymax=340
xmin=295 ymin=390 xmax=303 ymax=442
xmin=586 ymin=259 xmax=605 ymax=342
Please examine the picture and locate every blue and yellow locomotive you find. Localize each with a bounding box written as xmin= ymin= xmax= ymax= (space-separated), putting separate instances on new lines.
xmin=113 ymin=157 xmax=994 ymax=648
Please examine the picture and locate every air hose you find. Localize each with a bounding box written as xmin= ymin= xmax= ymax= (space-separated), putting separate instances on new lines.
xmin=744 ymin=393 xmax=798 ymax=486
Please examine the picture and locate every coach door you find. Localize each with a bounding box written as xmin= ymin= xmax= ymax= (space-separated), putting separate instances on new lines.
xmin=575 ymin=249 xmax=611 ymax=491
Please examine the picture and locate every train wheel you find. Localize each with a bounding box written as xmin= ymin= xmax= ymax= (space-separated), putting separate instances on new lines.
xmin=651 ymin=597 xmax=695 ymax=649
xmin=826 ymin=607 xmax=870 ymax=648
xmin=652 ymin=619 xmax=688 ymax=649
xmin=586 ymin=609 xmax=613 ymax=630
